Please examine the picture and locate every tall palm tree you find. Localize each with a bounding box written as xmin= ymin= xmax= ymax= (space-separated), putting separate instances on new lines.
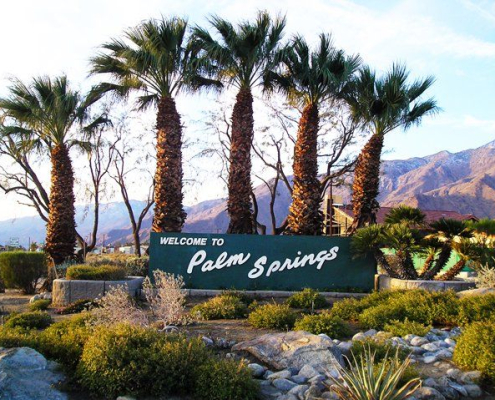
xmin=192 ymin=11 xmax=286 ymax=234
xmin=279 ymin=34 xmax=360 ymax=235
xmin=90 ymin=17 xmax=219 ymax=233
xmin=0 ymin=76 xmax=104 ymax=264
xmin=346 ymin=65 xmax=438 ymax=233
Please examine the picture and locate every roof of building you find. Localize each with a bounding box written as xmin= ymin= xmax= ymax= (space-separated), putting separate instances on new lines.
xmin=335 ymin=205 xmax=478 ymax=224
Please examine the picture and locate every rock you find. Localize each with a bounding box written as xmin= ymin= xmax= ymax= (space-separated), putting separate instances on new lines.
xmin=435 ymin=349 xmax=453 ymax=360
xmin=457 ymin=288 xmax=495 ymax=298
xmin=288 ymin=384 xmax=309 ymax=397
xmin=259 ymin=384 xmax=282 ymax=399
xmin=411 ymin=337 xmax=429 ymax=346
xmin=298 ymin=364 xmax=320 ymax=379
xmin=337 ymin=341 xmax=353 ymax=356
xmin=422 ymin=343 xmax=439 ymax=352
xmin=291 ymin=374 xmax=308 ymax=384
xmin=405 ymin=334 xmax=419 ymax=342
xmin=422 ymin=378 xmax=438 ymax=388
xmin=414 ymin=386 xmax=446 ymax=400
xmin=447 ymin=382 xmax=467 ymax=397
xmin=0 ymin=347 xmax=67 ymax=400
xmin=426 ymin=333 xmax=440 ymax=342
xmin=202 ymin=336 xmax=214 ymax=346
xmin=352 ymin=332 xmax=366 ymax=341
xmin=446 ymin=368 xmax=461 ymax=380
xmin=364 ymin=329 xmax=377 ymax=337
xmin=459 ymin=370 xmax=482 ymax=384
xmin=423 ymin=355 xmax=438 ymax=364
xmin=276 ymin=394 xmax=298 ymax=400
xmin=273 ymin=378 xmax=297 ymax=392
xmin=305 ymin=384 xmax=322 ymax=399
xmin=29 ymin=294 xmax=41 ymax=303
xmin=248 ymin=363 xmax=266 ymax=378
xmin=444 ymin=338 xmax=456 ymax=347
xmin=411 ymin=346 xmax=427 ymax=355
xmin=463 ymin=384 xmax=483 ymax=398
xmin=436 ymin=385 xmax=460 ymax=400
xmin=268 ymin=370 xmax=292 ymax=380
xmin=321 ymin=391 xmax=339 ymax=400
xmin=232 ymin=331 xmax=343 ymax=374
xmin=318 ymin=333 xmax=332 ymax=341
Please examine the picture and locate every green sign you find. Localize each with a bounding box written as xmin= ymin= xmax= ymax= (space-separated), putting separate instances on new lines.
xmin=149 ymin=233 xmax=375 ymax=291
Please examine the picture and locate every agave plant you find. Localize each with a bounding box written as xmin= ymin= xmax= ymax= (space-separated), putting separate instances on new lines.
xmin=329 ymin=347 xmax=421 ymax=400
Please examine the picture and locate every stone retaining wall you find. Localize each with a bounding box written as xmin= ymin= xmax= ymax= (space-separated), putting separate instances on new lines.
xmin=52 ymin=276 xmax=145 ymax=306
xmin=375 ymin=274 xmax=475 ymax=292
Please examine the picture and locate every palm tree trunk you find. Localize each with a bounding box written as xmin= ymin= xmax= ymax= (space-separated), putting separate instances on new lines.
xmin=45 ymin=144 xmax=76 ymax=265
xmin=227 ymin=87 xmax=255 ymax=234
xmin=418 ymin=251 xmax=436 ymax=277
xmin=349 ymin=134 xmax=384 ymax=234
xmin=436 ymin=259 xmax=466 ymax=281
xmin=374 ymin=250 xmax=400 ymax=279
xmin=421 ymin=246 xmax=451 ymax=280
xmin=286 ymin=103 xmax=322 ymax=235
xmin=152 ymin=96 xmax=186 ymax=233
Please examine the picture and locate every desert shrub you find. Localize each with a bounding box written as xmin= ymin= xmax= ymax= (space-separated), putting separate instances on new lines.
xmin=286 ymin=288 xmax=327 ymax=310
xmin=384 ymin=318 xmax=431 ymax=337
xmin=191 ymin=294 xmax=248 ymax=320
xmin=294 ymin=313 xmax=351 ymax=339
xmin=358 ymin=290 xmax=459 ymax=329
xmin=0 ymin=326 xmax=37 ymax=348
xmin=0 ymin=251 xmax=46 ymax=294
xmin=194 ymin=358 xmax=258 ymax=400
xmin=29 ymin=299 xmax=51 ymax=311
xmin=331 ymin=346 xmax=420 ymax=400
xmin=351 ymin=338 xmax=410 ymax=364
xmin=56 ymin=299 xmax=98 ymax=315
xmin=457 ymin=294 xmax=495 ymax=326
xmin=4 ymin=311 xmax=52 ymax=330
xmin=77 ymin=324 xmax=211 ymax=398
xmin=125 ymin=256 xmax=149 ymax=276
xmin=143 ymin=271 xmax=189 ymax=326
xmin=38 ymin=313 xmax=94 ymax=371
xmin=453 ymin=321 xmax=495 ymax=382
xmin=248 ymin=304 xmax=297 ymax=330
xmin=66 ymin=264 xmax=126 ymax=281
xmin=476 ymin=264 xmax=495 ymax=289
xmin=330 ymin=290 xmax=400 ymax=321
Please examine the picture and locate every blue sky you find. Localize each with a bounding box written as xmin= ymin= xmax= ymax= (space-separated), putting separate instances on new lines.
xmin=0 ymin=0 xmax=494 ymax=219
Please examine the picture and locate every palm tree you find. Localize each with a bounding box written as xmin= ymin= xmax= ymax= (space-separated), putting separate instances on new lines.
xmin=90 ymin=17 xmax=219 ymax=233
xmin=279 ymin=34 xmax=360 ymax=235
xmin=0 ymin=76 xmax=104 ymax=264
xmin=192 ymin=11 xmax=286 ymax=234
xmin=384 ymin=205 xmax=425 ymax=227
xmin=421 ymin=218 xmax=473 ymax=279
xmin=346 ymin=65 xmax=438 ymax=233
xmin=437 ymin=238 xmax=479 ymax=281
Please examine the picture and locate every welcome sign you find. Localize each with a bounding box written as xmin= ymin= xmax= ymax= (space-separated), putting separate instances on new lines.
xmin=149 ymin=233 xmax=375 ymax=291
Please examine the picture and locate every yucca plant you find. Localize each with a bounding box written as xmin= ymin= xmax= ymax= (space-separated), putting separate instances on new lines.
xmin=329 ymin=347 xmax=421 ymax=400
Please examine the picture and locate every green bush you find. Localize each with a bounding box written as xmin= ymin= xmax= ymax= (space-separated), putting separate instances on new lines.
xmin=457 ymin=294 xmax=495 ymax=326
xmin=248 ymin=304 xmax=297 ymax=330
xmin=29 ymin=299 xmax=51 ymax=311
xmin=77 ymin=324 xmax=210 ymax=398
xmin=191 ymin=294 xmax=248 ymax=320
xmin=384 ymin=318 xmax=431 ymax=337
xmin=4 ymin=311 xmax=52 ymax=330
xmin=294 ymin=313 xmax=351 ymax=339
xmin=453 ymin=321 xmax=495 ymax=381
xmin=55 ymin=299 xmax=99 ymax=315
xmin=350 ymin=338 xmax=410 ymax=364
xmin=66 ymin=264 xmax=126 ymax=281
xmin=194 ymin=358 xmax=258 ymax=400
xmin=286 ymin=288 xmax=327 ymax=309
xmin=124 ymin=256 xmax=149 ymax=276
xmin=330 ymin=290 xmax=400 ymax=321
xmin=0 ymin=251 xmax=46 ymax=294
xmin=0 ymin=326 xmax=37 ymax=348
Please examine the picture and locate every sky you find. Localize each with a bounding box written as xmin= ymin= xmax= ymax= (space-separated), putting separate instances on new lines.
xmin=0 ymin=0 xmax=494 ymax=222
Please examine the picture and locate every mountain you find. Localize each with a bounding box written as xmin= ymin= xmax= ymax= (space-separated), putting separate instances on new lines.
xmin=1 ymin=140 xmax=494 ymax=247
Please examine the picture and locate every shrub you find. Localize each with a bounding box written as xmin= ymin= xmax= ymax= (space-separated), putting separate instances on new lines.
xmin=294 ymin=313 xmax=351 ymax=339
xmin=191 ymin=294 xmax=248 ymax=320
xmin=29 ymin=299 xmax=51 ymax=311
xmin=457 ymin=294 xmax=495 ymax=326
xmin=0 ymin=251 xmax=46 ymax=294
xmin=476 ymin=264 xmax=495 ymax=289
xmin=248 ymin=304 xmax=297 ymax=330
xmin=55 ymin=299 xmax=98 ymax=315
xmin=0 ymin=326 xmax=37 ymax=348
xmin=4 ymin=311 xmax=52 ymax=330
xmin=194 ymin=358 xmax=258 ymax=400
xmin=124 ymin=256 xmax=149 ymax=276
xmin=383 ymin=318 xmax=431 ymax=337
xmin=453 ymin=321 xmax=495 ymax=382
xmin=331 ymin=347 xmax=420 ymax=400
xmin=77 ymin=324 xmax=211 ymax=397
xmin=66 ymin=264 xmax=126 ymax=281
xmin=330 ymin=290 xmax=400 ymax=321
xmin=350 ymin=338 xmax=410 ymax=364
xmin=286 ymin=288 xmax=327 ymax=310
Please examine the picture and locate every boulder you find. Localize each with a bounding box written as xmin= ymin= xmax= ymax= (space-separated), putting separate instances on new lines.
xmin=457 ymin=288 xmax=495 ymax=298
xmin=0 ymin=347 xmax=67 ymax=400
xmin=414 ymin=386 xmax=446 ymax=400
xmin=232 ymin=331 xmax=343 ymax=375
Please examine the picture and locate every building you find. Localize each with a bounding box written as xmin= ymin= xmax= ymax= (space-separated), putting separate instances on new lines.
xmin=324 ymin=198 xmax=478 ymax=237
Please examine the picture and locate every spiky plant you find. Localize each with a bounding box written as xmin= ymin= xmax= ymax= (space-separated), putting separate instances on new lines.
xmin=279 ymin=34 xmax=360 ymax=235
xmin=384 ymin=205 xmax=426 ymax=227
xmin=437 ymin=238 xmax=480 ymax=281
xmin=192 ymin=11 xmax=286 ymax=233
xmin=330 ymin=347 xmax=421 ymax=400
xmin=91 ymin=17 xmax=219 ymax=233
xmin=382 ymin=224 xmax=421 ymax=280
xmin=0 ymin=76 xmax=105 ymax=264
xmin=345 ymin=65 xmax=438 ymax=233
